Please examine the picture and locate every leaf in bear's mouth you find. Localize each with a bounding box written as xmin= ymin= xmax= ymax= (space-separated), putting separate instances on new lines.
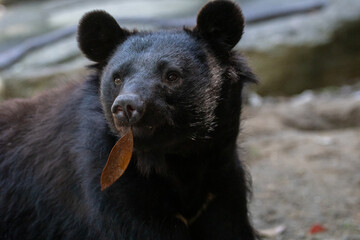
xmin=101 ymin=129 xmax=133 ymax=191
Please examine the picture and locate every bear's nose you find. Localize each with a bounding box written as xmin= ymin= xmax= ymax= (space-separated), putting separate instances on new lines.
xmin=111 ymin=94 xmax=145 ymax=124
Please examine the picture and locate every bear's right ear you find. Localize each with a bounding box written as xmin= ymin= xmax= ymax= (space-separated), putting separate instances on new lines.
xmin=194 ymin=0 xmax=244 ymax=52
xmin=77 ymin=10 xmax=130 ymax=63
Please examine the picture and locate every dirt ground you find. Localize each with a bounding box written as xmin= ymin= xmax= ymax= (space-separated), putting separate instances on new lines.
xmin=241 ymin=90 xmax=360 ymax=240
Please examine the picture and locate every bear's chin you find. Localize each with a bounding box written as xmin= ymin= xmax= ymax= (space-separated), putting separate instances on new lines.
xmin=131 ymin=126 xmax=182 ymax=153
xmin=132 ymin=125 xmax=156 ymax=138
xmin=113 ymin=124 xmax=162 ymax=151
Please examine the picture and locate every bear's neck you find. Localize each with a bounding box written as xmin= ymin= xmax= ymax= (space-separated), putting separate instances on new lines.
xmin=133 ymin=133 xmax=238 ymax=178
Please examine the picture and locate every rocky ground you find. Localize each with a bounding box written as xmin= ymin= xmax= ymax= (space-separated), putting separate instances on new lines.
xmin=242 ymin=87 xmax=360 ymax=239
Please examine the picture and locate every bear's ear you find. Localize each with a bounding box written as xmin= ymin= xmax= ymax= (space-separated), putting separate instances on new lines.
xmin=77 ymin=10 xmax=130 ymax=63
xmin=195 ymin=0 xmax=244 ymax=52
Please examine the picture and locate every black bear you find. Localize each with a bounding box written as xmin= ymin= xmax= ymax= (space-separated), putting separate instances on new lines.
xmin=0 ymin=1 xmax=258 ymax=239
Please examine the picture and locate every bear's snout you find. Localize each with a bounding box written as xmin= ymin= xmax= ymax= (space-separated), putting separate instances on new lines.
xmin=111 ymin=94 xmax=145 ymax=125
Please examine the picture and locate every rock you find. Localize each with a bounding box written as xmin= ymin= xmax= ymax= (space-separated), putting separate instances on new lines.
xmin=0 ymin=0 xmax=42 ymax=6
xmin=344 ymin=236 xmax=360 ymax=240
xmin=280 ymin=94 xmax=360 ymax=130
xmin=0 ymin=34 xmax=89 ymax=99
xmin=0 ymin=76 xmax=4 ymax=100
xmin=248 ymin=92 xmax=264 ymax=107
xmin=258 ymin=224 xmax=286 ymax=238
xmin=239 ymin=0 xmax=360 ymax=96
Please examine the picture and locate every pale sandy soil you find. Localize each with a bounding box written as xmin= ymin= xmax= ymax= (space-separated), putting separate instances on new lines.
xmin=241 ymin=92 xmax=360 ymax=240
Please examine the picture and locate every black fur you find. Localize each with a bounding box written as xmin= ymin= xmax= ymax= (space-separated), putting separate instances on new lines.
xmin=194 ymin=0 xmax=245 ymax=52
xmin=0 ymin=1 xmax=259 ymax=239
xmin=77 ymin=10 xmax=132 ymax=62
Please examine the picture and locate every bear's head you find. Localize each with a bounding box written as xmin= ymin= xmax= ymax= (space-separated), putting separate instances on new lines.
xmin=77 ymin=0 xmax=256 ymax=157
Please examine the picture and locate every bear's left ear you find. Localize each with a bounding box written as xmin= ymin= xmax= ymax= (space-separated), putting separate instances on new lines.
xmin=77 ymin=10 xmax=130 ymax=63
xmin=194 ymin=0 xmax=244 ymax=52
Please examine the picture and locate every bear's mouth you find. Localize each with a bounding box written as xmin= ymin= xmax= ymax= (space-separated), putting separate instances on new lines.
xmin=113 ymin=117 xmax=157 ymax=138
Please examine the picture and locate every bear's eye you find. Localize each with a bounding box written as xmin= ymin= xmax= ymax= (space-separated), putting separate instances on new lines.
xmin=166 ymin=72 xmax=180 ymax=83
xmin=114 ymin=77 xmax=122 ymax=85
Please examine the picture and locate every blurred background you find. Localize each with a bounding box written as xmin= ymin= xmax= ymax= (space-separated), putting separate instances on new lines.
xmin=0 ymin=0 xmax=359 ymax=239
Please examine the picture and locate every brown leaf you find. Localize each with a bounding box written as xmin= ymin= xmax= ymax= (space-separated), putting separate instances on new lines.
xmin=101 ymin=129 xmax=133 ymax=191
